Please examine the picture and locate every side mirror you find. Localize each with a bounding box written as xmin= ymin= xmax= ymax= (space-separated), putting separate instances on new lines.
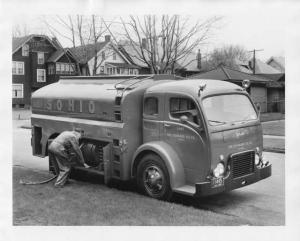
xmin=180 ymin=115 xmax=189 ymax=124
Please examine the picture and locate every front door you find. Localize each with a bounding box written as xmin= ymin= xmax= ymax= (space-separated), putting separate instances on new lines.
xmin=161 ymin=94 xmax=209 ymax=184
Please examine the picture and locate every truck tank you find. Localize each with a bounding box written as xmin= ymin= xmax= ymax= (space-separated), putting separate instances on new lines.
xmin=31 ymin=75 xmax=179 ymax=180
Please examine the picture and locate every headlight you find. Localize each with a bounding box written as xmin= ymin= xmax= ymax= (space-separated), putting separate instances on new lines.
xmin=255 ymin=147 xmax=262 ymax=165
xmin=213 ymin=163 xmax=225 ymax=177
xmin=255 ymin=153 xmax=260 ymax=165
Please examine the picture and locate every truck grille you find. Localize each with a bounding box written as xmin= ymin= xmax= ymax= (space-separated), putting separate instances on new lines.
xmin=231 ymin=151 xmax=255 ymax=178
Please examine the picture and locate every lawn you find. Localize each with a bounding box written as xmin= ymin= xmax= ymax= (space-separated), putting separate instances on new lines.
xmin=262 ymin=120 xmax=285 ymax=136
xmin=13 ymin=166 xmax=251 ymax=226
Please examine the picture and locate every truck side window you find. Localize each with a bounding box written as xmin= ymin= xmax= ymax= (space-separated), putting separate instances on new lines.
xmin=144 ymin=97 xmax=158 ymax=116
xmin=170 ymin=97 xmax=199 ymax=125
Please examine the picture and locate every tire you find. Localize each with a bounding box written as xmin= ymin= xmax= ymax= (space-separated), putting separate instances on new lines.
xmin=137 ymin=153 xmax=173 ymax=201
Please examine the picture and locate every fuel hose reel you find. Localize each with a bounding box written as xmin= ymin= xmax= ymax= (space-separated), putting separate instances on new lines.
xmin=81 ymin=143 xmax=104 ymax=167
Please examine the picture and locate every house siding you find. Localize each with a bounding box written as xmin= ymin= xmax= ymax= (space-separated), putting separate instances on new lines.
xmin=12 ymin=36 xmax=79 ymax=108
xmin=12 ymin=48 xmax=32 ymax=107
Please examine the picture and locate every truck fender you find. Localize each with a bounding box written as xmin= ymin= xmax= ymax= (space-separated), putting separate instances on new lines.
xmin=132 ymin=141 xmax=185 ymax=189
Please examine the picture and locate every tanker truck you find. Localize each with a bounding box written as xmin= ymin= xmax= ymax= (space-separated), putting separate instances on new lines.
xmin=31 ymin=74 xmax=271 ymax=200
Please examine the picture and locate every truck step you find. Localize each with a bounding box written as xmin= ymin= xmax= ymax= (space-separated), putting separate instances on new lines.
xmin=173 ymin=185 xmax=196 ymax=196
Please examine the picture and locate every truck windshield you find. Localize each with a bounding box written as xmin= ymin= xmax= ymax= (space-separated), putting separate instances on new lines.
xmin=202 ymin=94 xmax=258 ymax=126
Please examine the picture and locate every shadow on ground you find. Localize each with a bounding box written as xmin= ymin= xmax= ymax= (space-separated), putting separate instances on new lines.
xmin=71 ymin=168 xmax=252 ymax=211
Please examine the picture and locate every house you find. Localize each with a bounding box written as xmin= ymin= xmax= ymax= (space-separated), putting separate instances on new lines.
xmin=256 ymin=73 xmax=285 ymax=113
xmin=12 ymin=34 xmax=79 ymax=108
xmin=190 ymin=66 xmax=274 ymax=113
xmin=266 ymin=56 xmax=285 ymax=73
xmin=69 ymin=35 xmax=140 ymax=76
xmin=118 ymin=40 xmax=202 ymax=76
xmin=249 ymin=58 xmax=280 ymax=74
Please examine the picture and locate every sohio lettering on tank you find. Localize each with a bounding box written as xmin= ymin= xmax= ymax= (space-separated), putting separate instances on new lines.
xmin=45 ymin=99 xmax=96 ymax=114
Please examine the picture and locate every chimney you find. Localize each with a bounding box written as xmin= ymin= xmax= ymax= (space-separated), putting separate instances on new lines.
xmin=142 ymin=38 xmax=147 ymax=49
xmin=197 ymin=49 xmax=202 ymax=69
xmin=105 ymin=35 xmax=111 ymax=42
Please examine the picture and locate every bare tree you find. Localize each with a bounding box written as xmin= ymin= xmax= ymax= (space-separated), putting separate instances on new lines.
xmin=12 ymin=23 xmax=30 ymax=37
xmin=119 ymin=15 xmax=221 ymax=74
xmin=206 ymin=45 xmax=250 ymax=70
xmin=42 ymin=15 xmax=115 ymax=76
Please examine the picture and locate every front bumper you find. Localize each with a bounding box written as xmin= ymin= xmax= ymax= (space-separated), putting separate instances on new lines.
xmin=194 ymin=163 xmax=272 ymax=197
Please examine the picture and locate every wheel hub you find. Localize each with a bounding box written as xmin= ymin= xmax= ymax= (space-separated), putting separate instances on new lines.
xmin=144 ymin=166 xmax=164 ymax=192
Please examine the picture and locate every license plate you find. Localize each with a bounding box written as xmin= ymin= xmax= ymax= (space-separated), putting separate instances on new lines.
xmin=211 ymin=177 xmax=224 ymax=188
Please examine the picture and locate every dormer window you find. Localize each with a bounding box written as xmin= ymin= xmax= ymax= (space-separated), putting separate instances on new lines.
xmin=22 ymin=44 xmax=29 ymax=56
xmin=37 ymin=52 xmax=44 ymax=64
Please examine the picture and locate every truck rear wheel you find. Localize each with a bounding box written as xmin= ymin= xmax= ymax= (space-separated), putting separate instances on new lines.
xmin=137 ymin=154 xmax=172 ymax=201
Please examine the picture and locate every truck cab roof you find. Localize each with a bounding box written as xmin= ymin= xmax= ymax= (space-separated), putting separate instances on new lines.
xmin=146 ymin=79 xmax=244 ymax=99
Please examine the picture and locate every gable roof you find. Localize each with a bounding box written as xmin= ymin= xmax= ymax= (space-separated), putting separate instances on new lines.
xmin=12 ymin=34 xmax=58 ymax=54
xmin=256 ymin=73 xmax=285 ymax=82
xmin=46 ymin=48 xmax=77 ymax=63
xmin=69 ymin=41 xmax=108 ymax=64
xmin=190 ymin=65 xmax=272 ymax=83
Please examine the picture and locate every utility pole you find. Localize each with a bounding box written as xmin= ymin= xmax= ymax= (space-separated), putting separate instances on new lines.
xmin=248 ymin=49 xmax=263 ymax=74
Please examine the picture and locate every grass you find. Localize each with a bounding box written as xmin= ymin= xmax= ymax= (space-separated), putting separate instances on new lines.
xmin=262 ymin=120 xmax=285 ymax=136
xmin=13 ymin=166 xmax=252 ymax=226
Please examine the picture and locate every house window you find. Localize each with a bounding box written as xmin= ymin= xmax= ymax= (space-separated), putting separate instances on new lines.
xmin=37 ymin=52 xmax=44 ymax=64
xmin=113 ymin=53 xmax=116 ymax=60
xmin=37 ymin=69 xmax=46 ymax=82
xmin=12 ymin=84 xmax=23 ymax=98
xmin=12 ymin=61 xmax=24 ymax=75
xmin=100 ymin=66 xmax=104 ymax=73
xmin=55 ymin=62 xmax=76 ymax=75
xmin=22 ymin=44 xmax=29 ymax=56
xmin=48 ymin=64 xmax=55 ymax=75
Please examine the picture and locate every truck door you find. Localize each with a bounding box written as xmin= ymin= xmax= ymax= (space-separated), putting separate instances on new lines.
xmin=142 ymin=94 xmax=163 ymax=143
xmin=161 ymin=94 xmax=209 ymax=184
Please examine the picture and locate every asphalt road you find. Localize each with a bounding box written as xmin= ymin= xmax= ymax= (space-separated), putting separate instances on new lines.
xmin=13 ymin=126 xmax=285 ymax=225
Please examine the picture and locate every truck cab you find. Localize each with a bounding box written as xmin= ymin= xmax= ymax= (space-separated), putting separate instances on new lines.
xmin=31 ymin=75 xmax=271 ymax=200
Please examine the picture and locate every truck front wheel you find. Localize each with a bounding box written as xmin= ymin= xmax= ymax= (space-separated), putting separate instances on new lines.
xmin=137 ymin=154 xmax=172 ymax=201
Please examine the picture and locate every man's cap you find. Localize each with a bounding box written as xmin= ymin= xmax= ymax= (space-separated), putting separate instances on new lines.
xmin=74 ymin=128 xmax=84 ymax=135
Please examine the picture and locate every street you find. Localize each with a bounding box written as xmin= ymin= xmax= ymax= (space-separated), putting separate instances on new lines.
xmin=13 ymin=126 xmax=285 ymax=225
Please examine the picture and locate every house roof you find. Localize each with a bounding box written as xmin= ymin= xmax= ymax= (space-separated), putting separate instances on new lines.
xmin=46 ymin=49 xmax=65 ymax=62
xmin=105 ymin=62 xmax=141 ymax=69
xmin=266 ymin=56 xmax=285 ymax=69
xmin=69 ymin=41 xmax=108 ymax=64
xmin=251 ymin=58 xmax=280 ymax=74
xmin=46 ymin=48 xmax=77 ymax=63
xmin=256 ymin=73 xmax=285 ymax=82
xmin=12 ymin=34 xmax=58 ymax=54
xmin=190 ymin=65 xmax=272 ymax=84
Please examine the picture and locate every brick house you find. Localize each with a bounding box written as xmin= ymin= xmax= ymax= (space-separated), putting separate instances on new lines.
xmin=12 ymin=34 xmax=79 ymax=108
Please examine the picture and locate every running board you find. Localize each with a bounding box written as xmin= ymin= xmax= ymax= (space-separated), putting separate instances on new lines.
xmin=173 ymin=185 xmax=196 ymax=196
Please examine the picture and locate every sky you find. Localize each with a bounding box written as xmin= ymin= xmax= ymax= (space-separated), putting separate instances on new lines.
xmin=12 ymin=6 xmax=287 ymax=62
